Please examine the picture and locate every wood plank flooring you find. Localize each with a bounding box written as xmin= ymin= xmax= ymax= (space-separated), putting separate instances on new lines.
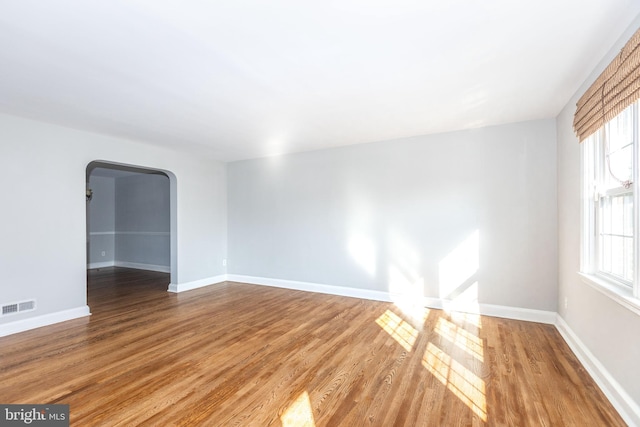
xmin=0 ymin=268 xmax=625 ymax=426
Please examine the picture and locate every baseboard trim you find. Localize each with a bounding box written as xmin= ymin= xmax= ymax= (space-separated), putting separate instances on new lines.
xmin=114 ymin=261 xmax=170 ymax=273
xmin=87 ymin=261 xmax=170 ymax=273
xmin=423 ymin=297 xmax=557 ymax=324
xmin=168 ymin=275 xmax=227 ymax=293
xmin=226 ymin=274 xmax=395 ymax=302
xmin=88 ymin=261 xmax=114 ymax=269
xmin=226 ymin=274 xmax=556 ymax=323
xmin=556 ymin=316 xmax=640 ymax=427
xmin=0 ymin=305 xmax=91 ymax=338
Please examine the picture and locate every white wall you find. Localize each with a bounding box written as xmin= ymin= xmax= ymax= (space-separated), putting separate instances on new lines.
xmin=0 ymin=113 xmax=227 ymax=326
xmin=228 ymin=119 xmax=558 ymax=311
xmin=87 ymin=174 xmax=115 ymax=266
xmin=557 ymin=15 xmax=640 ymax=419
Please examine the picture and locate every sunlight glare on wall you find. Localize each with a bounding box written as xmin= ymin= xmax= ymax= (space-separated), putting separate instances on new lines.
xmin=442 ymin=281 xmax=480 ymax=314
xmin=389 ymin=230 xmax=420 ymax=277
xmin=281 ymin=391 xmax=316 ymax=427
xmin=439 ymin=230 xmax=479 ymax=299
xmin=422 ymin=342 xmax=487 ymax=421
xmin=348 ymin=233 xmax=377 ymax=276
xmin=388 ymin=264 xmax=427 ymax=325
xmin=387 ymin=230 xmax=427 ymax=325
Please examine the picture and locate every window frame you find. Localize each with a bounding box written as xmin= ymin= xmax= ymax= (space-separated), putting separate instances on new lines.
xmin=581 ymin=102 xmax=640 ymax=315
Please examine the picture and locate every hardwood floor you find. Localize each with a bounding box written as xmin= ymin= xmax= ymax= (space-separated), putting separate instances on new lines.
xmin=0 ymin=268 xmax=625 ymax=426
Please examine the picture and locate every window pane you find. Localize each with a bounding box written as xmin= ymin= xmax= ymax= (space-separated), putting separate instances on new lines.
xmin=605 ymin=105 xmax=634 ymax=186
xmin=624 ymin=193 xmax=633 ymax=235
xmin=611 ymin=236 xmax=624 ymax=276
xmin=589 ymin=102 xmax=635 ymax=287
xmin=598 ymin=193 xmax=633 ymax=282
xmin=601 ymin=234 xmax=611 ymax=272
xmin=601 ymin=197 xmax=611 ymax=234
xmin=625 ymin=237 xmax=634 ymax=281
xmin=612 ymin=196 xmax=623 ymax=235
xmin=608 ymin=145 xmax=633 ymax=184
xmin=608 ymin=106 xmax=633 ymax=152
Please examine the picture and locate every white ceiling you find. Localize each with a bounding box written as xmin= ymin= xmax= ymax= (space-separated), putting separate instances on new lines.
xmin=1 ymin=1 xmax=639 ymax=161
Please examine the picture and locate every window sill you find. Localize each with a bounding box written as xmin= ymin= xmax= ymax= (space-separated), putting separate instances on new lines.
xmin=578 ymin=272 xmax=640 ymax=316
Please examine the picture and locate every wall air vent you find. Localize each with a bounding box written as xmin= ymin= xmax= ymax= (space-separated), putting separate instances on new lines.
xmin=2 ymin=304 xmax=17 ymax=315
xmin=19 ymin=301 xmax=35 ymax=312
xmin=1 ymin=300 xmax=36 ymax=316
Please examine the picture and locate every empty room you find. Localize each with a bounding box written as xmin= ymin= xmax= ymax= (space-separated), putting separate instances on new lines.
xmin=1 ymin=1 xmax=640 ymax=426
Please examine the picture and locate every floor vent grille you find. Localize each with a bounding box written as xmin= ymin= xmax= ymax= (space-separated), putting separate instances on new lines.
xmin=2 ymin=300 xmax=36 ymax=316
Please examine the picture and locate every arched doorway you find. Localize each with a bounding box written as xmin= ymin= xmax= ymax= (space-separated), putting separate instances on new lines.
xmin=86 ymin=161 xmax=177 ymax=308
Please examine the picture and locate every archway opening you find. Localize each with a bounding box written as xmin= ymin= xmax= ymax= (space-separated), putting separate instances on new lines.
xmin=86 ymin=161 xmax=177 ymax=308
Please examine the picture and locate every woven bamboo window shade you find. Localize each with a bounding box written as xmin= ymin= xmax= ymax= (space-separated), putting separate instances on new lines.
xmin=574 ymin=27 xmax=640 ymax=142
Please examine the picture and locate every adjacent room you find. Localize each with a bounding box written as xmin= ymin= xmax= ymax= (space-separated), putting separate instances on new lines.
xmin=1 ymin=1 xmax=640 ymax=425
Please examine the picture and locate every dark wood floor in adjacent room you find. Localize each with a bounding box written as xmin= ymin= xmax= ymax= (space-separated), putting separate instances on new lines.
xmin=0 ymin=267 xmax=625 ymax=426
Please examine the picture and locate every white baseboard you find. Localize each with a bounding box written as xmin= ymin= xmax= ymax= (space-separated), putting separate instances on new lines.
xmin=168 ymin=275 xmax=227 ymax=293
xmin=226 ymin=274 xmax=395 ymax=302
xmin=556 ymin=316 xmax=640 ymax=427
xmin=114 ymin=261 xmax=170 ymax=273
xmin=0 ymin=305 xmax=91 ymax=338
xmin=88 ymin=261 xmax=114 ymax=269
xmin=87 ymin=261 xmax=170 ymax=273
xmin=423 ymin=297 xmax=557 ymax=324
xmin=226 ymin=274 xmax=556 ymax=323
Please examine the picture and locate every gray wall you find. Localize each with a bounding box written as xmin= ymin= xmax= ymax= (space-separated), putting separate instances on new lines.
xmin=88 ymin=172 xmax=171 ymax=270
xmin=557 ymin=15 xmax=640 ymax=412
xmin=0 ymin=113 xmax=227 ymax=324
xmin=228 ymin=119 xmax=558 ymax=311
xmin=115 ymin=173 xmax=170 ymax=268
xmin=88 ymin=174 xmax=115 ymax=266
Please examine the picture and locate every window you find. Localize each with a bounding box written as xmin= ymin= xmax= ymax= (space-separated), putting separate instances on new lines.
xmin=582 ymin=102 xmax=640 ymax=308
xmin=575 ymin=26 xmax=640 ymax=313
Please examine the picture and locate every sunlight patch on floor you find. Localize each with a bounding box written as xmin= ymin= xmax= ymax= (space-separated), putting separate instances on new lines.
xmin=392 ymin=299 xmax=429 ymax=329
xmin=281 ymin=391 xmax=315 ymax=427
xmin=435 ymin=317 xmax=484 ymax=362
xmin=375 ymin=309 xmax=419 ymax=351
xmin=422 ymin=342 xmax=487 ymax=421
xmin=450 ymin=311 xmax=483 ymax=330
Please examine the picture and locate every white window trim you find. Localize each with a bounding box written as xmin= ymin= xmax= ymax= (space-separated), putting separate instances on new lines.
xmin=578 ymin=272 xmax=640 ymax=316
xmin=580 ymin=103 xmax=640 ymax=316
